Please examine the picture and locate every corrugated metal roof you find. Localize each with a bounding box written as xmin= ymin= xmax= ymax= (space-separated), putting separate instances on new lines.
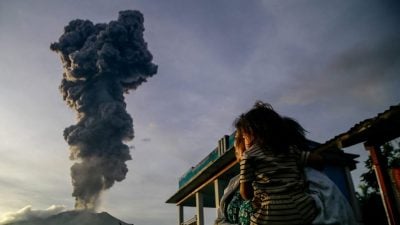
xmin=322 ymin=103 xmax=400 ymax=149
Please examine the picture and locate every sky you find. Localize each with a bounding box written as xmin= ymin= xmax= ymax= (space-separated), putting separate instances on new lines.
xmin=0 ymin=0 xmax=399 ymax=224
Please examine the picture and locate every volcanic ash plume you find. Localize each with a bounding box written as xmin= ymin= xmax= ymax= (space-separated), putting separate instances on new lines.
xmin=50 ymin=10 xmax=157 ymax=210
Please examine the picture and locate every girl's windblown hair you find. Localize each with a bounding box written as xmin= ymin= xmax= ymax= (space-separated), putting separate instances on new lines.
xmin=281 ymin=116 xmax=309 ymax=151
xmin=234 ymin=101 xmax=308 ymax=153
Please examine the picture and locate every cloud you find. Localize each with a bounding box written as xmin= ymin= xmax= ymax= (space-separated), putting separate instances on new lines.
xmin=0 ymin=205 xmax=67 ymax=224
xmin=279 ymin=37 xmax=400 ymax=106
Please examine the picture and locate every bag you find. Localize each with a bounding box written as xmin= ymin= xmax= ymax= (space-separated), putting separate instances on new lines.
xmin=305 ymin=167 xmax=358 ymax=225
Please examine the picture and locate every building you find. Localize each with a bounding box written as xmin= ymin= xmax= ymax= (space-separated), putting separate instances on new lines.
xmin=166 ymin=103 xmax=400 ymax=225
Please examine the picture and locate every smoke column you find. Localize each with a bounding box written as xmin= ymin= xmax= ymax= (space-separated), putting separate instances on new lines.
xmin=50 ymin=10 xmax=157 ymax=210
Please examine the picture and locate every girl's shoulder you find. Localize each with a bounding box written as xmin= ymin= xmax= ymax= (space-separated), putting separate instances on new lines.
xmin=246 ymin=144 xmax=268 ymax=155
xmin=245 ymin=144 xmax=277 ymax=160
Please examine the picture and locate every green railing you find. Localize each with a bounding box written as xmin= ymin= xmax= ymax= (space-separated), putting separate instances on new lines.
xmin=178 ymin=148 xmax=219 ymax=188
xmin=178 ymin=132 xmax=236 ymax=188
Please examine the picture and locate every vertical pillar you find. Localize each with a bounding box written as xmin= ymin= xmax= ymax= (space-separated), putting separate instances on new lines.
xmin=178 ymin=205 xmax=184 ymax=225
xmin=365 ymin=142 xmax=400 ymax=225
xmin=343 ymin=166 xmax=363 ymax=222
xmin=214 ymin=179 xmax=224 ymax=211
xmin=196 ymin=192 xmax=204 ymax=225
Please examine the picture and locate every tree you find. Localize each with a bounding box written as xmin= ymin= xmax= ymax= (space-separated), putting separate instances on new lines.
xmin=356 ymin=141 xmax=400 ymax=225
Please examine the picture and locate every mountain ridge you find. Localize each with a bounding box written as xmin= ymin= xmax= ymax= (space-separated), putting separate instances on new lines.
xmin=3 ymin=210 xmax=132 ymax=225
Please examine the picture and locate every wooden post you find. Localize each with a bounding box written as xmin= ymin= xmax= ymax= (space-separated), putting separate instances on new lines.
xmin=178 ymin=205 xmax=184 ymax=225
xmin=365 ymin=142 xmax=400 ymax=225
xmin=214 ymin=179 xmax=225 ymax=214
xmin=196 ymin=192 xmax=204 ymax=225
xmin=344 ymin=166 xmax=363 ymax=222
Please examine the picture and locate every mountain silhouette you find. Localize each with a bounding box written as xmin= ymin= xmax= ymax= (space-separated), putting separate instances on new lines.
xmin=4 ymin=210 xmax=132 ymax=225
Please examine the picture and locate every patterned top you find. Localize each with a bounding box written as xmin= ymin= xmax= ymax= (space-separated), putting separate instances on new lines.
xmin=240 ymin=144 xmax=317 ymax=225
xmin=226 ymin=190 xmax=253 ymax=225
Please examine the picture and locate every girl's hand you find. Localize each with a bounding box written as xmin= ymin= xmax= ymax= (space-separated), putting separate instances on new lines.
xmin=234 ymin=134 xmax=246 ymax=162
xmin=235 ymin=146 xmax=245 ymax=162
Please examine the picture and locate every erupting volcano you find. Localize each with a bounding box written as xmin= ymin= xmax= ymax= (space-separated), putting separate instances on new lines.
xmin=50 ymin=10 xmax=158 ymax=210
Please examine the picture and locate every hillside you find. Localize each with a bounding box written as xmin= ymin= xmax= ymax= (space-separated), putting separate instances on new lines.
xmin=4 ymin=211 xmax=132 ymax=225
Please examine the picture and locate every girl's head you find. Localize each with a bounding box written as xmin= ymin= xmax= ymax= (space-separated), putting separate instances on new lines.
xmin=234 ymin=101 xmax=308 ymax=152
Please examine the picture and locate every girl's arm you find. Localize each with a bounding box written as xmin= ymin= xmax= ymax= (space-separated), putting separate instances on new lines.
xmin=235 ymin=133 xmax=254 ymax=200
xmin=239 ymin=150 xmax=255 ymax=200
xmin=295 ymin=148 xmax=324 ymax=170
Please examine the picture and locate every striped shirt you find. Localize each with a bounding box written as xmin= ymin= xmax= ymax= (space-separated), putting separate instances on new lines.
xmin=240 ymin=144 xmax=317 ymax=225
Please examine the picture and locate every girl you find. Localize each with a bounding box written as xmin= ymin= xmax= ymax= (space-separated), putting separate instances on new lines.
xmin=234 ymin=101 xmax=318 ymax=225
